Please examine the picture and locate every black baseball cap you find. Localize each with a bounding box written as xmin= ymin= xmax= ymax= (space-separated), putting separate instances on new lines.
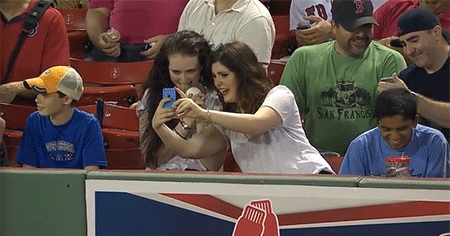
xmin=397 ymin=8 xmax=450 ymax=39
xmin=332 ymin=0 xmax=379 ymax=31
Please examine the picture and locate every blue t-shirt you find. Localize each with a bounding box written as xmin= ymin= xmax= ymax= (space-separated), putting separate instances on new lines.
xmin=15 ymin=108 xmax=107 ymax=168
xmin=339 ymin=124 xmax=450 ymax=178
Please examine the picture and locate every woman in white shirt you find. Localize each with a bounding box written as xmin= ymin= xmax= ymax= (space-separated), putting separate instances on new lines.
xmin=152 ymin=41 xmax=333 ymax=174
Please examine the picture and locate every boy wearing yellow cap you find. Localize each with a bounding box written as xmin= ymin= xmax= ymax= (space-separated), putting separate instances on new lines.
xmin=14 ymin=66 xmax=107 ymax=170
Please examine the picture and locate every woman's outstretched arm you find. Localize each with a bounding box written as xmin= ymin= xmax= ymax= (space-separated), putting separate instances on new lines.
xmin=174 ymin=98 xmax=282 ymax=137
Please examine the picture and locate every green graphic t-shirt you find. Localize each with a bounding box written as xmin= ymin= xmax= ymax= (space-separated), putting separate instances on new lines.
xmin=281 ymin=41 xmax=406 ymax=155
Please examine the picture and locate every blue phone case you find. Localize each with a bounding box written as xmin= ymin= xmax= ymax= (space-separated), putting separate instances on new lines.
xmin=162 ymin=88 xmax=176 ymax=109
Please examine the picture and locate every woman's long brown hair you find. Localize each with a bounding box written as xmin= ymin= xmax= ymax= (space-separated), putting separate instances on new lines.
xmin=208 ymin=41 xmax=273 ymax=114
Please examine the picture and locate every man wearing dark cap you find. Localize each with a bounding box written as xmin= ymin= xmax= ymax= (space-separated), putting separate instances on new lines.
xmin=379 ymin=8 xmax=450 ymax=142
xmin=281 ymin=0 xmax=406 ymax=156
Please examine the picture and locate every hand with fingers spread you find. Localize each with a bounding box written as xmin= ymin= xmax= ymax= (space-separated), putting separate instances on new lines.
xmin=296 ymin=15 xmax=332 ymax=46
xmin=152 ymin=98 xmax=177 ymax=130
xmin=378 ymin=73 xmax=409 ymax=94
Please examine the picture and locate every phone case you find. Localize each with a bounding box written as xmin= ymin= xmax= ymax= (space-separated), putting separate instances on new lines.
xmin=162 ymin=88 xmax=176 ymax=109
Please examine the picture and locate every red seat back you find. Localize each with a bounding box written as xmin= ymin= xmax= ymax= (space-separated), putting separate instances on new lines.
xmin=223 ymin=151 xmax=242 ymax=173
xmin=78 ymin=85 xmax=138 ymax=107
xmin=102 ymin=128 xmax=144 ymax=169
xmin=268 ymin=61 xmax=285 ymax=85
xmin=3 ymin=129 xmax=23 ymax=166
xmin=271 ymin=15 xmax=296 ymax=59
xmin=0 ymin=103 xmax=37 ymax=130
xmin=70 ymin=58 xmax=153 ymax=85
xmin=57 ymin=8 xmax=87 ymax=32
xmin=103 ymin=104 xmax=139 ymax=131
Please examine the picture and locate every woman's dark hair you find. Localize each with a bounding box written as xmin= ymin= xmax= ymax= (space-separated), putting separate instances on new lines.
xmin=208 ymin=41 xmax=273 ymax=113
xmin=142 ymin=30 xmax=212 ymax=168
xmin=375 ymin=89 xmax=417 ymax=122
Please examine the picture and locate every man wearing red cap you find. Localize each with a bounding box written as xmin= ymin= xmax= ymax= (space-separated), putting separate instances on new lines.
xmin=14 ymin=66 xmax=107 ymax=170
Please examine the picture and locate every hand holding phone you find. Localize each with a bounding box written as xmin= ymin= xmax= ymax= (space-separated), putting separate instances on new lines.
xmin=162 ymin=88 xmax=176 ymax=109
xmin=296 ymin=24 xmax=310 ymax=30
xmin=380 ymin=77 xmax=394 ymax=83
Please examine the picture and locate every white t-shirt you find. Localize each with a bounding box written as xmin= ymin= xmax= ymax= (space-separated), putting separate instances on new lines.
xmin=289 ymin=0 xmax=332 ymax=31
xmin=215 ymin=85 xmax=333 ymax=174
xmin=137 ymin=88 xmax=222 ymax=171
xmin=178 ymin=0 xmax=275 ymax=64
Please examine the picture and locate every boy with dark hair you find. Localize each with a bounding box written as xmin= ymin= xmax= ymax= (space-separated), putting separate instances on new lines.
xmin=15 ymin=66 xmax=107 ymax=170
xmin=340 ymin=89 xmax=449 ymax=177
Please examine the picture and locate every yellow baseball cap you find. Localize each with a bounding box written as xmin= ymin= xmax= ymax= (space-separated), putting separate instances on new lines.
xmin=24 ymin=66 xmax=84 ymax=100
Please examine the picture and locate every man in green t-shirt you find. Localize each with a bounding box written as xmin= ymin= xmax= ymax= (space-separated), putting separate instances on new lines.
xmin=281 ymin=0 xmax=407 ymax=156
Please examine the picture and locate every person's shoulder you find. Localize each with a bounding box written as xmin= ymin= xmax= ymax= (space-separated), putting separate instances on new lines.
xmin=375 ymin=0 xmax=416 ymax=12
xmin=370 ymin=41 xmax=402 ymax=55
xmin=268 ymin=85 xmax=294 ymax=97
xmin=351 ymin=127 xmax=379 ymax=145
xmin=292 ymin=41 xmax=333 ymax=57
xmin=27 ymin=110 xmax=42 ymax=121
xmin=185 ymin=0 xmax=207 ymax=8
xmin=73 ymin=108 xmax=100 ymax=124
xmin=40 ymin=3 xmax=64 ymax=19
xmin=369 ymin=41 xmax=405 ymax=59
xmin=33 ymin=2 xmax=65 ymax=26
xmin=415 ymin=124 xmax=448 ymax=142
xmin=242 ymin=0 xmax=272 ymax=19
xmin=399 ymin=63 xmax=420 ymax=79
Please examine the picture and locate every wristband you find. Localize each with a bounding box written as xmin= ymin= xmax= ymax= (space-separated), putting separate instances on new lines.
xmin=206 ymin=108 xmax=211 ymax=122
xmin=174 ymin=127 xmax=187 ymax=139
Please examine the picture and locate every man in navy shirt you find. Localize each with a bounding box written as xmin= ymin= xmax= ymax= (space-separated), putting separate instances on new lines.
xmin=340 ymin=89 xmax=449 ymax=177
xmin=15 ymin=66 xmax=107 ymax=170
xmin=397 ymin=8 xmax=450 ymax=142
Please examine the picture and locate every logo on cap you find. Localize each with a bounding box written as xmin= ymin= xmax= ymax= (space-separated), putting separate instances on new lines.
xmin=354 ymin=0 xmax=364 ymax=14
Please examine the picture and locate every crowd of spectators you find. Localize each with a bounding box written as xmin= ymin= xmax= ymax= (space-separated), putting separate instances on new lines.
xmin=1 ymin=0 xmax=449 ymax=178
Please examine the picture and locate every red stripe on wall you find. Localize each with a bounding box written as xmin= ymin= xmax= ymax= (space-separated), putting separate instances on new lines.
xmin=161 ymin=193 xmax=243 ymax=219
xmin=161 ymin=194 xmax=449 ymax=226
xmin=277 ymin=201 xmax=450 ymax=226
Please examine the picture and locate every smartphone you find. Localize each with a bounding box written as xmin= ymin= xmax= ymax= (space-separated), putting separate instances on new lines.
xmin=380 ymin=77 xmax=394 ymax=83
xmin=162 ymin=88 xmax=176 ymax=109
xmin=296 ymin=25 xmax=310 ymax=30
xmin=389 ymin=39 xmax=403 ymax=48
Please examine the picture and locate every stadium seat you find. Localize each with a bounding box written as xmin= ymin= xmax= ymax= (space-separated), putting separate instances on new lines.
xmin=268 ymin=61 xmax=285 ymax=85
xmin=57 ymin=8 xmax=89 ymax=59
xmin=223 ymin=151 xmax=242 ymax=173
xmin=3 ymin=130 xmax=22 ymax=166
xmin=103 ymin=104 xmax=139 ymax=131
xmin=78 ymin=85 xmax=138 ymax=107
xmin=271 ymin=15 xmax=296 ymax=59
xmin=71 ymin=59 xmax=153 ymax=106
xmin=0 ymin=103 xmax=36 ymax=130
xmin=321 ymin=153 xmax=344 ymax=174
xmin=70 ymin=58 xmax=153 ymax=86
xmin=102 ymin=128 xmax=145 ymax=169
xmin=57 ymin=8 xmax=87 ymax=32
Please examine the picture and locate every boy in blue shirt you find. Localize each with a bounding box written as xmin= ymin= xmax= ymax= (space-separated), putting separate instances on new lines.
xmin=340 ymin=89 xmax=449 ymax=177
xmin=15 ymin=66 xmax=107 ymax=170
